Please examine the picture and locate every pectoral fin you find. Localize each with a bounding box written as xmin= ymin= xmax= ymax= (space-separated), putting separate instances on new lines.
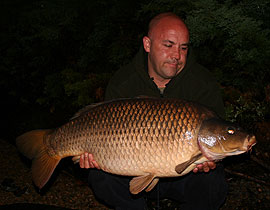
xmin=175 ymin=152 xmax=202 ymax=174
xmin=129 ymin=174 xmax=156 ymax=194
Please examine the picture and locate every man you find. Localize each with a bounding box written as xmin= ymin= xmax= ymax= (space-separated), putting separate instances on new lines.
xmin=80 ymin=13 xmax=227 ymax=210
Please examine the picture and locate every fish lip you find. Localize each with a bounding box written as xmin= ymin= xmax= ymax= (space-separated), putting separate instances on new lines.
xmin=246 ymin=135 xmax=256 ymax=151
xmin=234 ymin=135 xmax=256 ymax=153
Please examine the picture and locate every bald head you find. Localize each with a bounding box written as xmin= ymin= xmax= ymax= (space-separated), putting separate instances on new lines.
xmin=143 ymin=12 xmax=190 ymax=88
xmin=148 ymin=13 xmax=189 ymax=39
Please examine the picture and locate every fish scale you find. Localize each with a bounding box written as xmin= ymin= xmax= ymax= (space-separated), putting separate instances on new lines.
xmin=62 ymin=98 xmax=204 ymax=177
xmin=16 ymin=97 xmax=256 ymax=194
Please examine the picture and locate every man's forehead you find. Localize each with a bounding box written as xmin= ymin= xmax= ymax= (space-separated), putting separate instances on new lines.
xmin=157 ymin=29 xmax=189 ymax=43
xmin=162 ymin=39 xmax=189 ymax=45
xmin=151 ymin=21 xmax=189 ymax=36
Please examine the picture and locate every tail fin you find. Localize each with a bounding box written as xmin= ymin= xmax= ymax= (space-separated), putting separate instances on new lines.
xmin=16 ymin=130 xmax=61 ymax=189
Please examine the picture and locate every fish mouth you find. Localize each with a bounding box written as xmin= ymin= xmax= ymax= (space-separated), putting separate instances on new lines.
xmin=239 ymin=134 xmax=256 ymax=153
xmin=222 ymin=135 xmax=256 ymax=156
xmin=246 ymin=135 xmax=256 ymax=151
xmin=197 ymin=134 xmax=257 ymax=161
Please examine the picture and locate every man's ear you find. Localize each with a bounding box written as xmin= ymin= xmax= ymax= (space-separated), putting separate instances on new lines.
xmin=143 ymin=36 xmax=151 ymax=53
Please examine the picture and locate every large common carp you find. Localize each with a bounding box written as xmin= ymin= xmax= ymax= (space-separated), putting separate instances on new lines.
xmin=16 ymin=98 xmax=256 ymax=194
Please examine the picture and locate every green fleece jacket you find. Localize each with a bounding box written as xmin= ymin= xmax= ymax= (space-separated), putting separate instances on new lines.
xmin=105 ymin=47 xmax=225 ymax=118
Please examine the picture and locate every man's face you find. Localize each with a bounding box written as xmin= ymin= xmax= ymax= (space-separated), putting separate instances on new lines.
xmin=143 ymin=18 xmax=189 ymax=86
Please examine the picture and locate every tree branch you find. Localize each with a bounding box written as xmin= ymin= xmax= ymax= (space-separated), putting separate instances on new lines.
xmin=251 ymin=155 xmax=270 ymax=171
xmin=225 ymin=168 xmax=270 ymax=186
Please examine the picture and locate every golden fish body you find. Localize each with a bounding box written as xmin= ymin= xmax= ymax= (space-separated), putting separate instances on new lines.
xmin=48 ymin=98 xmax=211 ymax=176
xmin=16 ymin=98 xmax=256 ymax=194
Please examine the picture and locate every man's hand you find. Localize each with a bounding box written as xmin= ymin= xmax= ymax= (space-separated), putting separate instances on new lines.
xmin=193 ymin=161 xmax=216 ymax=173
xmin=79 ymin=152 xmax=100 ymax=169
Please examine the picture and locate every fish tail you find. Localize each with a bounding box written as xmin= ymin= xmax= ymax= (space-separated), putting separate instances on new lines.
xmin=16 ymin=129 xmax=61 ymax=189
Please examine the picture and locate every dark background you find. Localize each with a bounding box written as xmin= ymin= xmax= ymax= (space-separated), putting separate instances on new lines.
xmin=0 ymin=1 xmax=269 ymax=209
xmin=0 ymin=0 xmax=269 ymax=142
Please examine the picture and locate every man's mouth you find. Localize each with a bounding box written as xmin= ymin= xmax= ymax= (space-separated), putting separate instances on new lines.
xmin=166 ymin=62 xmax=178 ymax=68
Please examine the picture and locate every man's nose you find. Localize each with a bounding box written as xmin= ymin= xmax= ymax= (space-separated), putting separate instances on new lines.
xmin=172 ymin=49 xmax=180 ymax=60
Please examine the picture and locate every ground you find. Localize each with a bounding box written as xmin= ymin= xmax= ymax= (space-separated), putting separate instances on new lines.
xmin=0 ymin=134 xmax=269 ymax=210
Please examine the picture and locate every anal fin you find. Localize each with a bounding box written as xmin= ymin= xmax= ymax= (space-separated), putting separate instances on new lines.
xmin=175 ymin=152 xmax=202 ymax=174
xmin=129 ymin=174 xmax=156 ymax=194
xmin=145 ymin=177 xmax=159 ymax=192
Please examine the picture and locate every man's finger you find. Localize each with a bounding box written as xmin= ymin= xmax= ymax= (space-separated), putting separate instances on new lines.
xmin=202 ymin=162 xmax=209 ymax=172
xmin=193 ymin=167 xmax=199 ymax=173
xmin=89 ymin=154 xmax=94 ymax=161
xmin=93 ymin=160 xmax=100 ymax=169
xmin=80 ymin=154 xmax=84 ymax=168
xmin=209 ymin=162 xmax=216 ymax=169
xmin=84 ymin=153 xmax=90 ymax=168
xmin=197 ymin=164 xmax=203 ymax=172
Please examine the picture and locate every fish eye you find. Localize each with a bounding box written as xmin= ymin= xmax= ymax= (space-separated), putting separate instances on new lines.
xmin=227 ymin=127 xmax=235 ymax=135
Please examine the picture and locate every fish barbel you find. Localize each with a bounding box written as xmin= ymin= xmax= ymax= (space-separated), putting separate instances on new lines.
xmin=16 ymin=98 xmax=256 ymax=194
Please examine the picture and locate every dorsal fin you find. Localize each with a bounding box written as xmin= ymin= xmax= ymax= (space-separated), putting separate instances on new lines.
xmin=70 ymin=97 xmax=152 ymax=120
xmin=70 ymin=98 xmax=136 ymax=120
xmin=135 ymin=95 xmax=151 ymax=99
xmin=70 ymin=102 xmax=105 ymax=120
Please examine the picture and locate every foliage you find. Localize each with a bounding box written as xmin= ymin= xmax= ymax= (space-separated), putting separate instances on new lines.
xmin=183 ymin=0 xmax=270 ymax=125
xmin=225 ymin=93 xmax=269 ymax=129
xmin=138 ymin=0 xmax=270 ymax=126
xmin=185 ymin=0 xmax=270 ymax=91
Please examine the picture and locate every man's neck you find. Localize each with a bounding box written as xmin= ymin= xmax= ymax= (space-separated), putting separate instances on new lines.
xmin=145 ymin=54 xmax=170 ymax=88
xmin=153 ymin=78 xmax=170 ymax=88
xmin=148 ymin=71 xmax=170 ymax=88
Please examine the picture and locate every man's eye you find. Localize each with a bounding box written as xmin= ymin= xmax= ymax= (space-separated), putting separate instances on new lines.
xmin=181 ymin=47 xmax=188 ymax=51
xmin=164 ymin=44 xmax=172 ymax=47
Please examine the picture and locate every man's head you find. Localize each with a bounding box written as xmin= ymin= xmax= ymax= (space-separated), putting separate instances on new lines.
xmin=143 ymin=13 xmax=189 ymax=88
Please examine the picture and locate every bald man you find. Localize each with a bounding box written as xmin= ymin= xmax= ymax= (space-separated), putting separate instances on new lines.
xmin=80 ymin=13 xmax=227 ymax=210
